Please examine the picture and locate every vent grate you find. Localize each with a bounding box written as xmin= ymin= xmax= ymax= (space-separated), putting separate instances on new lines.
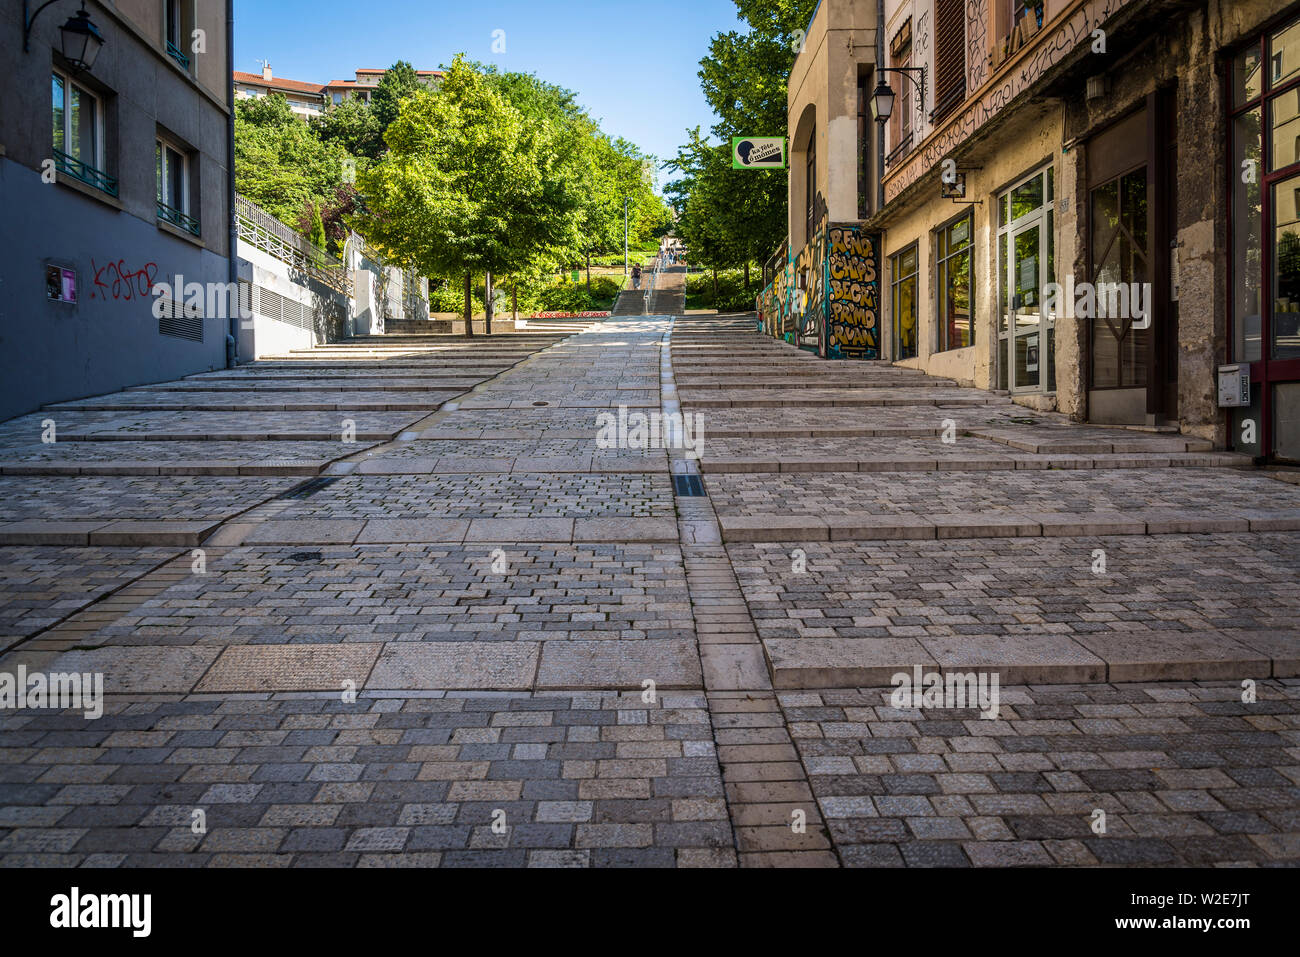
xmin=673 ymin=474 xmax=706 ymax=497
xmin=157 ymin=297 xmax=204 ymax=342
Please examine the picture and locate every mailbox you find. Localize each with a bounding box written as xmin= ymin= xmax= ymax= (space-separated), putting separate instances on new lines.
xmin=1217 ymin=364 xmax=1251 ymax=408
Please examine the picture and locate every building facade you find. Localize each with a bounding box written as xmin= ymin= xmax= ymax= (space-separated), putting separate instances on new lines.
xmin=771 ymin=0 xmax=1300 ymax=461
xmin=233 ymin=63 xmax=327 ymax=117
xmin=324 ymin=67 xmax=444 ymax=106
xmin=0 ymin=0 xmax=235 ymax=422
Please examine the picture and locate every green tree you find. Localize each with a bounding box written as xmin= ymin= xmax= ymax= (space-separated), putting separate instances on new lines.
xmin=313 ymin=96 xmax=384 ymax=161
xmin=370 ymin=60 xmax=423 ymax=132
xmin=672 ymin=0 xmax=818 ymax=268
xmin=234 ymin=93 xmax=348 ymax=230
xmin=355 ymin=55 xmax=583 ymax=332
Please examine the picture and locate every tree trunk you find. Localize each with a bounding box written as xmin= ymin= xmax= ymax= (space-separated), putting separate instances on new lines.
xmin=586 ymin=252 xmax=592 ymax=296
xmin=512 ymin=285 xmax=518 ymax=322
xmin=744 ymin=262 xmax=750 ymax=292
xmin=712 ymin=266 xmax=717 ymax=300
xmin=464 ymin=272 xmax=473 ymax=337
xmin=484 ymin=271 xmax=494 ymax=336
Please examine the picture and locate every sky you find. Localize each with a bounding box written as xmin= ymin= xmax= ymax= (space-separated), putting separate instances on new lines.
xmin=234 ymin=0 xmax=747 ymax=186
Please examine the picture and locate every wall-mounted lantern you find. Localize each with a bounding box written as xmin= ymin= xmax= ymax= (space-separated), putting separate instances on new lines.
xmin=24 ymin=1 xmax=105 ymax=73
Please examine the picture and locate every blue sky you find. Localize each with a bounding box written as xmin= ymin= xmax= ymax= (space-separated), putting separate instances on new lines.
xmin=234 ymin=0 xmax=745 ymax=183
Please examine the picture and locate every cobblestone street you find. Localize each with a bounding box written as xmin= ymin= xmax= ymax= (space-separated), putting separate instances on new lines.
xmin=1 ymin=299 xmax=1297 ymax=867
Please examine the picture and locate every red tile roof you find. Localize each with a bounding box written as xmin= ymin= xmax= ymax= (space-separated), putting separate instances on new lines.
xmin=232 ymin=71 xmax=326 ymax=96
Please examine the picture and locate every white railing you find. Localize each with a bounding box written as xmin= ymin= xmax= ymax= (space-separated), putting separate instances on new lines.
xmin=235 ymin=194 xmax=352 ymax=297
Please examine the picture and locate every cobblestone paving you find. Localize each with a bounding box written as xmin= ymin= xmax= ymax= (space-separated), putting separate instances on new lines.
xmin=782 ymin=681 xmax=1300 ymax=866
xmin=0 ymin=547 xmax=180 ymax=648
xmin=375 ymin=439 xmax=663 ymax=462
xmin=0 ymin=692 xmax=732 ymax=868
xmin=727 ymin=535 xmax=1300 ymax=639
xmin=272 ymin=474 xmax=675 ymax=520
xmin=428 ymin=408 xmax=624 ymax=435
xmin=0 ymin=476 xmax=300 ymax=522
xmin=48 ymin=391 xmax=463 ymax=411
xmin=1 ymin=317 xmax=1297 ymax=867
xmin=0 ymin=441 xmax=367 ymax=467
xmin=0 ymin=410 xmax=421 ymax=441
xmin=90 ymin=544 xmax=692 ymax=645
xmin=707 ymin=469 xmax=1300 ymax=517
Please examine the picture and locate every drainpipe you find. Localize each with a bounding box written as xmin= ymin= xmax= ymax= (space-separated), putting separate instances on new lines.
xmin=876 ymin=0 xmax=885 ymax=217
xmin=225 ymin=0 xmax=239 ymax=368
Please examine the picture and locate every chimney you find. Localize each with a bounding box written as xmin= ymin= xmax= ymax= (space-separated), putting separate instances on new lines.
xmin=262 ymin=63 xmax=273 ymax=81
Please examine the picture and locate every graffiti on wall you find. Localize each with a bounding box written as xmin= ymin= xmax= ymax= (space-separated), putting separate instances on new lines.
xmin=758 ymin=222 xmax=880 ymax=360
xmin=967 ymin=0 xmax=989 ymax=92
xmin=885 ymin=0 xmax=1133 ymax=202
xmin=827 ymin=226 xmax=879 ymax=359
xmin=795 ymin=217 xmax=827 ymax=353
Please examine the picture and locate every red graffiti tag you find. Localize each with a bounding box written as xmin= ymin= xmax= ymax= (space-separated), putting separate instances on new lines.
xmin=90 ymin=259 xmax=159 ymax=301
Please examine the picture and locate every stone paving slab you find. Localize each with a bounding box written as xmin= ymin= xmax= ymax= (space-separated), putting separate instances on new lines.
xmin=367 ymin=644 xmax=540 ymax=690
xmin=197 ymin=644 xmax=383 ymax=693
xmin=727 ymin=535 xmax=1300 ymax=687
xmin=0 ymin=411 xmax=421 ymax=443
xmin=42 ymin=646 xmax=222 ymax=693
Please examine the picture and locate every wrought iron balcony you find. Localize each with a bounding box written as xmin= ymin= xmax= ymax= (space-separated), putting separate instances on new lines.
xmin=53 ymin=149 xmax=118 ymax=197
xmin=166 ymin=39 xmax=190 ymax=71
xmin=157 ymin=200 xmax=200 ymax=236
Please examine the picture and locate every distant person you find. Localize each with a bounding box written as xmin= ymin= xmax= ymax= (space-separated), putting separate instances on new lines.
xmin=632 ymin=265 xmax=642 ymax=290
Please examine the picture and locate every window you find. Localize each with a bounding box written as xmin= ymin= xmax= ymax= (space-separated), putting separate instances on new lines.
xmin=933 ymin=0 xmax=966 ymax=122
xmin=333 ymin=93 xmax=344 ymax=105
xmin=891 ymin=245 xmax=919 ymax=360
xmin=52 ymin=72 xmax=115 ymax=196
xmin=888 ymin=44 xmax=914 ymax=167
xmin=164 ymin=0 xmax=193 ymax=71
xmin=156 ymin=138 xmax=199 ymax=236
xmin=936 ymin=212 xmax=974 ymax=351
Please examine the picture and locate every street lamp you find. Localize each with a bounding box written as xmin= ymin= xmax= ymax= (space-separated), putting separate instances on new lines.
xmin=623 ymin=197 xmax=630 ymax=278
xmin=23 ymin=1 xmax=105 ymax=72
xmin=870 ymin=67 xmax=926 ymax=123
xmin=872 ymin=66 xmax=927 ymax=212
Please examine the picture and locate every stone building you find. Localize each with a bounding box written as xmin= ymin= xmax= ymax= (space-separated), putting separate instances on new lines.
xmin=769 ymin=0 xmax=1300 ymax=461
xmin=0 ymin=0 xmax=235 ymax=422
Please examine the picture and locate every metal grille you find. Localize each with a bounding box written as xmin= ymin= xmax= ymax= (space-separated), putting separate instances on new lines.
xmin=673 ymin=474 xmax=706 ymax=497
xmin=247 ymin=283 xmax=315 ymax=332
xmin=156 ymin=297 xmax=204 ymax=342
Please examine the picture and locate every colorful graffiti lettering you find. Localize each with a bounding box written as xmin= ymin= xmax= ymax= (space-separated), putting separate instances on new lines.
xmin=827 ymin=226 xmax=880 ymax=359
xmin=759 ymin=221 xmax=880 ymax=359
xmin=90 ymin=259 xmax=159 ymax=302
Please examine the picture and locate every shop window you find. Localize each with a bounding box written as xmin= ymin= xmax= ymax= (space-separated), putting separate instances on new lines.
xmin=891 ymin=245 xmax=919 ymax=360
xmin=936 ymin=212 xmax=973 ymax=351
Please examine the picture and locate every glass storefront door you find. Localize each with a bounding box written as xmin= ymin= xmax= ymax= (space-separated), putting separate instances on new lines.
xmin=997 ymin=167 xmax=1055 ymax=393
xmin=1230 ymin=11 xmax=1300 ymax=461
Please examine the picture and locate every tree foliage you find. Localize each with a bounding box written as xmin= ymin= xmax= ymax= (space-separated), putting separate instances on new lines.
xmin=234 ymin=93 xmax=348 ymax=230
xmin=669 ymin=0 xmax=818 ymax=271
